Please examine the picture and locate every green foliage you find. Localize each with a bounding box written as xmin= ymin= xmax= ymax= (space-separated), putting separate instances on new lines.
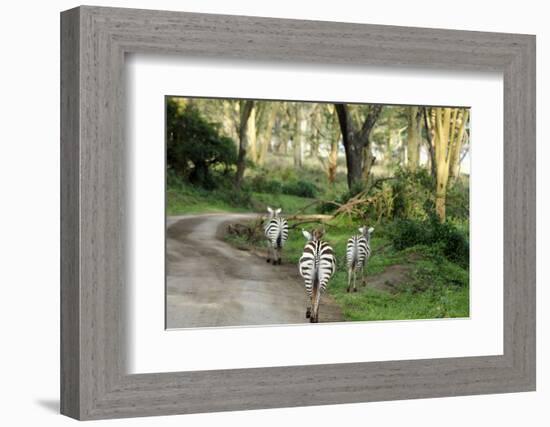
xmin=252 ymin=193 xmax=317 ymax=214
xmin=167 ymin=172 xmax=252 ymax=214
xmin=167 ymin=100 xmax=237 ymax=189
xmin=390 ymin=218 xmax=469 ymax=267
xmin=281 ymin=180 xmax=318 ymax=198
xmin=390 ymin=168 xmax=434 ymax=219
xmin=248 ymin=175 xmax=283 ymax=194
xmin=446 ymin=177 xmax=470 ymax=219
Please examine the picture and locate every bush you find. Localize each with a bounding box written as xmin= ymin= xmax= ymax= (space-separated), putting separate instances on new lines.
xmin=282 ymin=180 xmax=318 ymax=198
xmin=218 ymin=186 xmax=253 ymax=208
xmin=391 ymin=217 xmax=469 ymax=267
xmin=248 ymin=175 xmax=283 ymax=194
xmin=391 ymin=219 xmax=432 ymax=249
xmin=390 ymin=168 xmax=434 ymax=220
xmin=446 ymin=178 xmax=470 ymax=220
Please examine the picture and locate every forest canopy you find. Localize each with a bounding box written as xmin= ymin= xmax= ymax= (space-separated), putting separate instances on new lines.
xmin=166 ymin=97 xmax=470 ymax=223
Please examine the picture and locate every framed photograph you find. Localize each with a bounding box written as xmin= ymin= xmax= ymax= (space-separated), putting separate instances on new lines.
xmin=61 ymin=5 xmax=536 ymax=420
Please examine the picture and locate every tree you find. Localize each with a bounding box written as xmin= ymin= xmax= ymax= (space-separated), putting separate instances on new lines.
xmin=257 ymin=103 xmax=278 ymax=166
xmin=166 ymin=100 xmax=237 ymax=189
xmin=334 ymin=103 xmax=383 ymax=190
xmin=293 ymin=103 xmax=304 ymax=168
xmin=448 ymin=109 xmax=470 ymax=181
xmin=422 ymin=107 xmax=437 ymax=179
xmin=235 ymin=100 xmax=254 ymax=188
xmin=406 ymin=106 xmax=422 ymax=171
xmin=425 ymin=107 xmax=470 ymax=221
xmin=247 ymin=105 xmax=257 ymax=163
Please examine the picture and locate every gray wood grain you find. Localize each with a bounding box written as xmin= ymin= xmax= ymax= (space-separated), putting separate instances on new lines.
xmin=60 ymin=5 xmax=536 ymax=420
xmin=60 ymin=7 xmax=80 ymax=419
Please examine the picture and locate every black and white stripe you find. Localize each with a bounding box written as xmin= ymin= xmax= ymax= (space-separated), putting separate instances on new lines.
xmin=346 ymin=226 xmax=374 ymax=292
xmin=299 ymin=229 xmax=336 ymax=323
xmin=264 ymin=207 xmax=288 ymax=265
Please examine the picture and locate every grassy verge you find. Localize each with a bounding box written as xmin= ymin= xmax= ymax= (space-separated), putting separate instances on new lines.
xmin=225 ymin=216 xmax=470 ymax=322
xmin=166 ymin=182 xmax=317 ymax=216
xmin=167 ymin=187 xmax=245 ymax=215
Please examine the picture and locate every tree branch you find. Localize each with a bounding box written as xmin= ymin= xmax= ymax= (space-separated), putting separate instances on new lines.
xmin=359 ymin=105 xmax=383 ymax=142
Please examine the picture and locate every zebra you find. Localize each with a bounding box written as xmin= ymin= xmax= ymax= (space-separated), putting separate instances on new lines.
xmin=264 ymin=207 xmax=288 ymax=265
xmin=299 ymin=228 xmax=336 ymax=323
xmin=346 ymin=226 xmax=374 ymax=293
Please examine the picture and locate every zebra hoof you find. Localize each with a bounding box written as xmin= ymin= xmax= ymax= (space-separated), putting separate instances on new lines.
xmin=266 ymin=259 xmax=270 ymax=263
xmin=346 ymin=287 xmax=350 ymax=293
xmin=353 ymin=288 xmax=358 ymax=293
xmin=278 ymin=259 xmax=282 ymax=265
xmin=306 ymin=308 xmax=311 ymax=318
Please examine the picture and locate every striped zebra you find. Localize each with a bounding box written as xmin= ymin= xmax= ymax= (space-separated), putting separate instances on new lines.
xmin=346 ymin=226 xmax=374 ymax=293
xmin=264 ymin=207 xmax=288 ymax=265
xmin=299 ymin=228 xmax=336 ymax=323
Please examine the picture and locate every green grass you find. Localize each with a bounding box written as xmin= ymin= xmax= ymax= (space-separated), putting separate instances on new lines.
xmin=166 ymin=187 xmax=246 ymax=215
xmin=166 ymin=182 xmax=318 ymax=216
xmin=252 ymin=192 xmax=317 ymax=214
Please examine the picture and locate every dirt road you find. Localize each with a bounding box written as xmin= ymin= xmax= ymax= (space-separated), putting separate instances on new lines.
xmin=166 ymin=213 xmax=342 ymax=329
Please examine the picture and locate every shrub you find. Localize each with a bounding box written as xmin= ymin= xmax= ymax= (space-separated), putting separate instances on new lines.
xmin=391 ymin=219 xmax=432 ymax=250
xmin=446 ymin=178 xmax=470 ymax=220
xmin=391 ymin=217 xmax=469 ymax=267
xmin=431 ymin=220 xmax=469 ymax=266
xmin=282 ymin=180 xmax=318 ymax=198
xmin=248 ymin=175 xmax=283 ymax=194
xmin=390 ymin=168 xmax=434 ymax=220
xmin=217 ymin=186 xmax=253 ymax=208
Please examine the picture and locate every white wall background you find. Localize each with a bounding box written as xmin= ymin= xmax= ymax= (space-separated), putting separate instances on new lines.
xmin=0 ymin=0 xmax=546 ymax=425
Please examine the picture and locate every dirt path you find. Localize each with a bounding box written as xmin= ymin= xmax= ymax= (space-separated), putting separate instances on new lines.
xmin=166 ymin=213 xmax=343 ymax=329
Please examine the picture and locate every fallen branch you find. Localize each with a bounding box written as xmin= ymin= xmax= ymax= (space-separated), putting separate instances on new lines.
xmin=292 ymin=199 xmax=339 ymax=216
xmin=288 ymin=219 xmax=337 ymax=230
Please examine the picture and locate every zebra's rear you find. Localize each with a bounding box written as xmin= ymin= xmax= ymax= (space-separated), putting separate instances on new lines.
xmin=299 ymin=229 xmax=336 ymax=323
xmin=346 ymin=226 xmax=374 ymax=292
xmin=264 ymin=207 xmax=288 ymax=265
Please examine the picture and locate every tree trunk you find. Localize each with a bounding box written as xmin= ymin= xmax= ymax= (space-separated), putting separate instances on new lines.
xmin=407 ymin=106 xmax=421 ymax=171
xmin=343 ymin=139 xmax=363 ymax=190
xmin=423 ymin=107 xmax=437 ymax=179
xmin=449 ymin=109 xmax=469 ymax=181
xmin=430 ymin=107 xmax=469 ymax=222
xmin=257 ymin=105 xmax=277 ymax=166
xmin=435 ymin=169 xmax=448 ymax=222
xmin=362 ymin=145 xmax=376 ymax=181
xmin=247 ymin=106 xmax=257 ymax=163
xmin=294 ymin=105 xmax=304 ymax=167
xmin=327 ymin=138 xmax=339 ymax=184
xmin=235 ymin=100 xmax=254 ymax=188
xmin=335 ymin=103 xmax=382 ymax=190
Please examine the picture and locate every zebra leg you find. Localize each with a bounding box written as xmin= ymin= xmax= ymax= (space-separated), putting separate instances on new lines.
xmin=266 ymin=242 xmax=272 ymax=263
xmin=311 ymin=288 xmax=321 ymax=323
xmin=353 ymin=270 xmax=358 ymax=292
xmin=305 ymin=289 xmax=312 ymax=318
xmin=347 ymin=266 xmax=352 ymax=293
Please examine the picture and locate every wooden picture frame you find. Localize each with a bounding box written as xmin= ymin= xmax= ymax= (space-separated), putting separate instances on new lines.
xmin=60 ymin=5 xmax=536 ymax=420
